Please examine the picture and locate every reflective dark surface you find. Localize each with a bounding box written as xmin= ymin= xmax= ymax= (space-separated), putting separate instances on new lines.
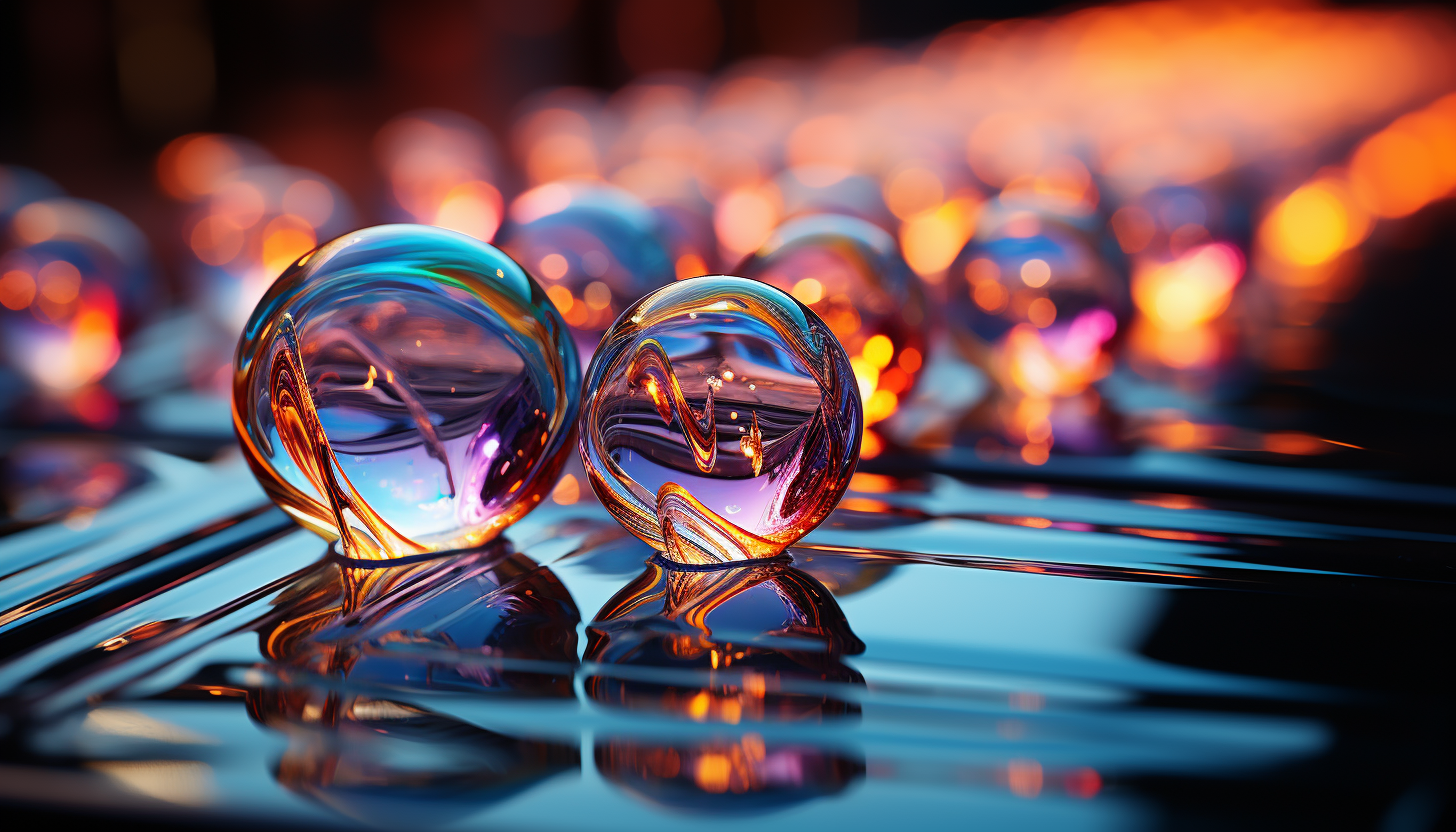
xmin=0 ymin=435 xmax=1451 ymax=830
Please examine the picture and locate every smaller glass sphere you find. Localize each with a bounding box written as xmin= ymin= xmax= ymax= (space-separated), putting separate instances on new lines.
xmin=580 ymin=276 xmax=861 ymax=565
xmin=234 ymin=224 xmax=579 ymax=560
xmin=737 ymin=213 xmax=927 ymax=427
xmin=944 ymin=202 xmax=1128 ymax=397
xmin=497 ymin=180 xmax=675 ymax=351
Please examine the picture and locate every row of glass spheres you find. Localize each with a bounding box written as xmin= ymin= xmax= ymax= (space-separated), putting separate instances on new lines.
xmin=234 ymin=170 xmax=1139 ymax=564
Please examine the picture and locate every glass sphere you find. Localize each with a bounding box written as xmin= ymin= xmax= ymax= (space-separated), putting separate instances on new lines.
xmin=497 ymin=180 xmax=675 ymax=351
xmin=580 ymin=276 xmax=861 ymax=565
xmin=944 ymin=203 xmax=1128 ymax=397
xmin=234 ymin=224 xmax=579 ymax=560
xmin=737 ymin=213 xmax=927 ymax=427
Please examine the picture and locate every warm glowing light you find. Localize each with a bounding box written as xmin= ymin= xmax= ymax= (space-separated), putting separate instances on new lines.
xmin=540 ymin=253 xmax=569 ymax=280
xmin=13 ymin=203 xmax=59 ymax=244
xmin=1007 ymin=760 xmax=1044 ymax=797
xmin=791 ymin=277 xmax=825 ymax=305
xmin=583 ymin=280 xmax=612 ymax=310
xmin=552 ymin=473 xmax=581 ymax=504
xmin=511 ymin=182 xmax=574 ymax=224
xmin=156 ymin=133 xmax=245 ymax=200
xmin=849 ymin=357 xmax=878 ymax=403
xmin=434 ymin=180 xmax=503 ymax=241
xmin=901 ymin=196 xmax=979 ymax=278
xmin=865 ymin=389 xmax=898 ymax=423
xmin=260 ymin=215 xmax=316 ymax=277
xmin=861 ymin=427 xmax=883 ymax=459
xmin=38 ymin=260 xmax=82 ymax=305
xmin=1027 ymin=297 xmax=1057 ymax=328
xmin=1020 ymin=443 xmax=1050 ymax=466
xmin=0 ymin=270 xmax=36 ymax=310
xmin=1133 ymin=243 xmax=1243 ymax=331
xmin=715 ymin=187 xmax=779 ymax=259
xmin=885 ymin=165 xmax=945 ymax=219
xmin=863 ymin=334 xmax=894 ymax=369
xmin=546 ymin=284 xmax=574 ymax=314
xmin=898 ymin=347 xmax=922 ymax=374
xmin=1111 ymin=206 xmax=1156 ymax=254
xmin=190 ymin=215 xmax=244 ymax=265
xmin=786 ymin=114 xmax=858 ymax=172
xmin=675 ymin=252 xmax=708 ymax=279
xmin=974 ymin=279 xmax=1008 ymax=313
xmin=1020 ymin=259 xmax=1051 ymax=288
xmin=1262 ymin=181 xmax=1360 ymax=266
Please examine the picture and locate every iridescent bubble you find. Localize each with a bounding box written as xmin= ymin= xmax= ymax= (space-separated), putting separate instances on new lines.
xmin=738 ymin=213 xmax=927 ymax=429
xmin=581 ymin=276 xmax=861 ymax=565
xmin=497 ymin=180 xmax=674 ymax=350
xmin=944 ymin=200 xmax=1128 ymax=398
xmin=234 ymin=224 xmax=579 ymax=559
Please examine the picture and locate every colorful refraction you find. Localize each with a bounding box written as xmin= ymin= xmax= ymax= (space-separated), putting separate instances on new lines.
xmin=233 ymin=224 xmax=579 ymax=559
xmin=580 ymin=276 xmax=861 ymax=564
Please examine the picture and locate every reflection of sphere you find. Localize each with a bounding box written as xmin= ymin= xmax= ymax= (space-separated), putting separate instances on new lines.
xmin=261 ymin=547 xmax=582 ymax=695
xmin=581 ymin=276 xmax=861 ymax=564
xmin=587 ymin=560 xmax=865 ymax=811
xmin=250 ymin=548 xmax=580 ymax=825
xmin=497 ymin=180 xmax=674 ymax=348
xmin=738 ymin=213 xmax=927 ymax=426
xmin=234 ymin=225 xmax=579 ymax=559
xmin=945 ymin=202 xmax=1128 ymax=397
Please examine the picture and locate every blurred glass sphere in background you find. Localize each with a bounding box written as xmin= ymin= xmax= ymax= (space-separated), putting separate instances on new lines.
xmin=1 ymin=187 xmax=155 ymax=425
xmin=581 ymin=276 xmax=861 ymax=565
xmin=234 ymin=225 xmax=579 ymax=560
xmin=738 ymin=214 xmax=927 ymax=435
xmin=945 ymin=198 xmax=1128 ymax=398
xmin=497 ymin=180 xmax=675 ymax=351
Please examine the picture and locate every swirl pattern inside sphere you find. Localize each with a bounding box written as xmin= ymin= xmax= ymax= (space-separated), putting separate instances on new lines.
xmin=234 ymin=224 xmax=579 ymax=559
xmin=580 ymin=276 xmax=861 ymax=564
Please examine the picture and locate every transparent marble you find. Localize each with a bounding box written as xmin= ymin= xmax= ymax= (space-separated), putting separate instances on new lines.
xmin=738 ymin=213 xmax=927 ymax=427
xmin=234 ymin=224 xmax=579 ymax=559
xmin=581 ymin=276 xmax=861 ymax=564
xmin=497 ymin=180 xmax=675 ymax=350
xmin=945 ymin=203 xmax=1128 ymax=397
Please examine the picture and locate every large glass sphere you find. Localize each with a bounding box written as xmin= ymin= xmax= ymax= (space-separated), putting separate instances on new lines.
xmin=580 ymin=276 xmax=861 ymax=564
xmin=234 ymin=225 xmax=579 ymax=559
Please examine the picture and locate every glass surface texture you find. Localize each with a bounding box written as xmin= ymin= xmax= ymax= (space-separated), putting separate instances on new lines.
xmin=581 ymin=276 xmax=861 ymax=564
xmin=234 ymin=224 xmax=579 ymax=559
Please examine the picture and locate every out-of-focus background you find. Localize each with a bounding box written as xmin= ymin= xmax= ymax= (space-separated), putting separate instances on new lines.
xmin=1 ymin=0 xmax=1454 ymax=478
